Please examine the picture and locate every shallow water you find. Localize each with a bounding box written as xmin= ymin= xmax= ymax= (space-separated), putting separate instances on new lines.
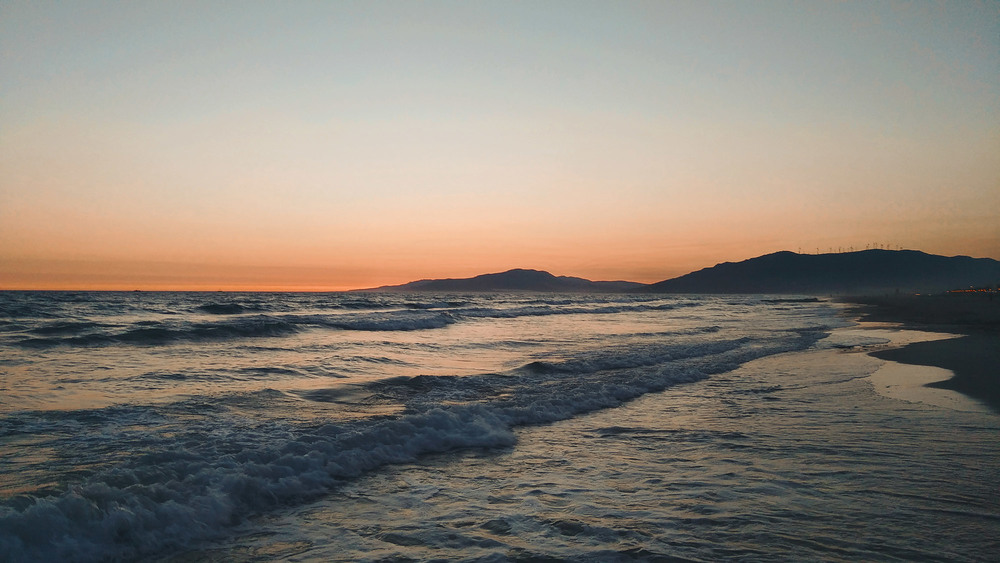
xmin=179 ymin=336 xmax=1000 ymax=562
xmin=1 ymin=292 xmax=996 ymax=561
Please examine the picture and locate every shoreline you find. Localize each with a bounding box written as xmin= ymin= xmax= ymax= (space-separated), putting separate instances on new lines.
xmin=838 ymin=294 xmax=999 ymax=412
xmin=867 ymin=334 xmax=1000 ymax=411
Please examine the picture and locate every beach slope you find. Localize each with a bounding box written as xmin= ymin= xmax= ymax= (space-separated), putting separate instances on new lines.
xmin=844 ymin=293 xmax=999 ymax=411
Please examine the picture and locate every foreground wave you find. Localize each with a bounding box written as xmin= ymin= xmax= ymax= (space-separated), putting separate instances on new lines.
xmin=6 ymin=298 xmax=706 ymax=349
xmin=0 ymin=292 xmax=843 ymax=561
xmin=1 ymin=340 xmax=823 ymax=560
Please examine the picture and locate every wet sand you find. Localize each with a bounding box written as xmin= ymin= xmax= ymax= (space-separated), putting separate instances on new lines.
xmin=869 ymin=334 xmax=1000 ymax=411
xmin=840 ymin=293 xmax=1000 ymax=412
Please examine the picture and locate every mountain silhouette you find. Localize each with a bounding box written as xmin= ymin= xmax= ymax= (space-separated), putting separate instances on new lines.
xmin=359 ymin=269 xmax=644 ymax=293
xmin=358 ymin=250 xmax=1000 ymax=294
xmin=639 ymin=250 xmax=1000 ymax=294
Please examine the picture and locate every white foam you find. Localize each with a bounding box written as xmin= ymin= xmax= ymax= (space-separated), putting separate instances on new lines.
xmin=0 ymin=294 xmax=842 ymax=562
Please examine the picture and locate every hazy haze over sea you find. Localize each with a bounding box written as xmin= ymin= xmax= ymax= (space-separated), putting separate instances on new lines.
xmin=1 ymin=291 xmax=997 ymax=561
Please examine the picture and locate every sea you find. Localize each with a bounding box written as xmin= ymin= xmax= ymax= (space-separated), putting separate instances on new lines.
xmin=0 ymin=291 xmax=997 ymax=562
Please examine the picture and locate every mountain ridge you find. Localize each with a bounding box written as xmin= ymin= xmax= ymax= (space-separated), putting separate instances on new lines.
xmin=356 ymin=268 xmax=644 ymax=293
xmin=638 ymin=249 xmax=1000 ymax=294
xmin=356 ymin=250 xmax=1000 ymax=294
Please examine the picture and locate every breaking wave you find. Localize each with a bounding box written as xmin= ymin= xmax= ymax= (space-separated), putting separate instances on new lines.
xmin=9 ymin=298 xmax=705 ymax=348
xmin=0 ymin=327 xmax=824 ymax=562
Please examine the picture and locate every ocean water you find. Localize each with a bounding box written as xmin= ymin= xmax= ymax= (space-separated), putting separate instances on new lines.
xmin=0 ymin=291 xmax=997 ymax=561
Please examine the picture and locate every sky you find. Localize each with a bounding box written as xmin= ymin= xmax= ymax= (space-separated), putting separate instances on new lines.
xmin=1 ymin=1 xmax=998 ymax=291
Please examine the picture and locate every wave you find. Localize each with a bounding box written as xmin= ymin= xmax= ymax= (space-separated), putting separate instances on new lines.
xmin=27 ymin=321 xmax=106 ymax=336
xmin=15 ymin=316 xmax=300 ymax=348
xmin=186 ymin=318 xmax=300 ymax=340
xmin=194 ymin=297 xmax=400 ymax=314
xmin=512 ymin=338 xmax=748 ymax=376
xmin=12 ymin=309 xmax=461 ymax=348
xmin=0 ymin=328 xmax=825 ymax=562
xmin=293 ymin=301 xmax=695 ymax=330
xmin=3 ymin=294 xmax=813 ymax=351
xmin=402 ymin=300 xmax=469 ymax=309
xmin=196 ymin=303 xmax=252 ymax=315
xmin=320 ymin=297 xmax=395 ymax=310
xmin=3 ymin=295 xmax=709 ymax=349
xmin=0 ymin=404 xmax=515 ymax=562
xmin=130 ymin=366 xmax=313 ymax=384
xmin=452 ymin=300 xmax=701 ymax=320
xmin=310 ymin=311 xmax=457 ymax=332
xmin=0 ymin=303 xmax=63 ymax=320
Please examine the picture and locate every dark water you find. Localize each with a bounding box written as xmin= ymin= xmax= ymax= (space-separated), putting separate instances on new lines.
xmin=0 ymin=292 xmax=996 ymax=561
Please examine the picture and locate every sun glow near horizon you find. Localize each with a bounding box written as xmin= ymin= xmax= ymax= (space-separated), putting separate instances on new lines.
xmin=2 ymin=2 xmax=998 ymax=291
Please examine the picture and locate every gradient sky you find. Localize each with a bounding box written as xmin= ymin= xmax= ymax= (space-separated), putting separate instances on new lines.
xmin=2 ymin=1 xmax=998 ymax=290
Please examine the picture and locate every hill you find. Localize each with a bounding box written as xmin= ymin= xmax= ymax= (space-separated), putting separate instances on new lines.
xmin=639 ymin=250 xmax=1000 ymax=294
xmin=359 ymin=268 xmax=645 ymax=293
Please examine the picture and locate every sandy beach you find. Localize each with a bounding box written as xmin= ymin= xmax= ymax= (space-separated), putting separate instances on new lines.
xmin=841 ymin=293 xmax=1000 ymax=411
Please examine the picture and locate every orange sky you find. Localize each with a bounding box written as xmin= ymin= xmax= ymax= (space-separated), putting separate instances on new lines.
xmin=2 ymin=2 xmax=998 ymax=291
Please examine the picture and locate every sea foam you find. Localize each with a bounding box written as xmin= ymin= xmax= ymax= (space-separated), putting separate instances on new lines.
xmin=0 ymin=329 xmax=822 ymax=562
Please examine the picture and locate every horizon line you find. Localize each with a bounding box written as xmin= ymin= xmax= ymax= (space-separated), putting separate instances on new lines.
xmin=1 ymin=248 xmax=992 ymax=293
